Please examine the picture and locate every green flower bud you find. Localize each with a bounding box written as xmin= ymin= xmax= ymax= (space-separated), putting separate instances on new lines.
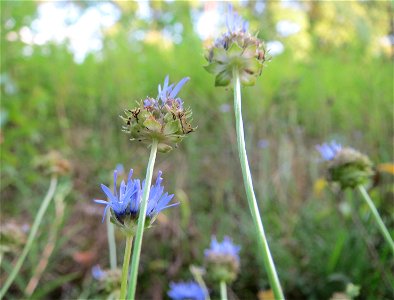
xmin=204 ymin=7 xmax=269 ymax=87
xmin=328 ymin=147 xmax=374 ymax=189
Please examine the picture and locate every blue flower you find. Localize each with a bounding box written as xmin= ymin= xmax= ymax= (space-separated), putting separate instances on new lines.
xmin=226 ymin=5 xmax=249 ymax=34
xmin=168 ymin=281 xmax=206 ymax=300
xmin=157 ymin=75 xmax=190 ymax=109
xmin=91 ymin=265 xmax=106 ymax=281
xmin=204 ymin=236 xmax=241 ymax=262
xmin=316 ymin=141 xmax=342 ymax=161
xmin=94 ymin=169 xmax=178 ymax=226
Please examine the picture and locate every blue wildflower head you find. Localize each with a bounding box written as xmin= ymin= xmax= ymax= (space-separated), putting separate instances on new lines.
xmin=316 ymin=140 xmax=342 ymax=161
xmin=168 ymin=281 xmax=206 ymax=300
xmin=316 ymin=141 xmax=374 ymax=189
xmin=204 ymin=5 xmax=268 ymax=87
xmin=94 ymin=168 xmax=178 ymax=234
xmin=122 ymin=75 xmax=195 ymax=153
xmin=204 ymin=236 xmax=241 ymax=284
xmin=91 ymin=265 xmax=122 ymax=294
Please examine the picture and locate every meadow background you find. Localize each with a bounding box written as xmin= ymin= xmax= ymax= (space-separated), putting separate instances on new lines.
xmin=1 ymin=1 xmax=393 ymax=299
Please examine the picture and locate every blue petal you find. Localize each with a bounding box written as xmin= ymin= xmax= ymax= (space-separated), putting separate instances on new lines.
xmin=169 ymin=77 xmax=189 ymax=99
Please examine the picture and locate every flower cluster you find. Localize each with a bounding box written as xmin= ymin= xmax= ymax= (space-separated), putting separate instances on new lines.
xmin=91 ymin=265 xmax=122 ymax=295
xmin=122 ymin=76 xmax=195 ymax=153
xmin=204 ymin=236 xmax=241 ymax=283
xmin=167 ymin=281 xmax=206 ymax=300
xmin=316 ymin=141 xmax=342 ymax=161
xmin=94 ymin=168 xmax=178 ymax=234
xmin=205 ymin=5 xmax=268 ymax=86
xmin=316 ymin=141 xmax=374 ymax=189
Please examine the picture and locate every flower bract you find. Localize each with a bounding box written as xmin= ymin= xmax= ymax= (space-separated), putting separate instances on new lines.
xmin=204 ymin=5 xmax=268 ymax=87
xmin=122 ymin=75 xmax=195 ymax=153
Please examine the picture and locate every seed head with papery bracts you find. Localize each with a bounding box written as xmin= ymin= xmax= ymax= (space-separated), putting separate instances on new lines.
xmin=204 ymin=5 xmax=269 ymax=87
xmin=122 ymin=76 xmax=195 ymax=153
xmin=204 ymin=236 xmax=241 ymax=284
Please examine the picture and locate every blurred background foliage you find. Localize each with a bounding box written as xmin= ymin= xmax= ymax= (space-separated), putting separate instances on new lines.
xmin=1 ymin=1 xmax=393 ymax=299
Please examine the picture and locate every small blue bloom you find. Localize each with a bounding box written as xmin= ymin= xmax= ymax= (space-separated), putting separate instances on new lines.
xmin=316 ymin=141 xmax=342 ymax=161
xmin=168 ymin=281 xmax=206 ymax=300
xmin=157 ymin=75 xmax=189 ymax=108
xmin=94 ymin=169 xmax=178 ymax=225
xmin=204 ymin=236 xmax=241 ymax=262
xmin=226 ymin=5 xmax=249 ymax=34
xmin=91 ymin=265 xmax=106 ymax=281
xmin=258 ymin=139 xmax=269 ymax=149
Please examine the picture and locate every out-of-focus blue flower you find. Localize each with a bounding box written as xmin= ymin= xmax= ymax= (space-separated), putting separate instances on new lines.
xmin=94 ymin=169 xmax=178 ymax=228
xmin=258 ymin=139 xmax=270 ymax=149
xmin=226 ymin=4 xmax=249 ymax=34
xmin=204 ymin=236 xmax=241 ymax=262
xmin=91 ymin=265 xmax=106 ymax=281
xmin=168 ymin=281 xmax=206 ymax=300
xmin=316 ymin=141 xmax=342 ymax=161
xmin=143 ymin=75 xmax=190 ymax=110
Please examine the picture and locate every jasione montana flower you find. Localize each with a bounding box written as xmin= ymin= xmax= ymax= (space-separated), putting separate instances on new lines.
xmin=204 ymin=236 xmax=241 ymax=284
xmin=316 ymin=141 xmax=374 ymax=189
xmin=94 ymin=169 xmax=178 ymax=234
xmin=122 ymin=76 xmax=195 ymax=153
xmin=168 ymin=281 xmax=206 ymax=300
xmin=204 ymin=5 xmax=269 ymax=87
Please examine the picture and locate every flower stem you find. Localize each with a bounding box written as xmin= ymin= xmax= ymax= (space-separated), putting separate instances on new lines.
xmin=0 ymin=176 xmax=58 ymax=300
xmin=357 ymin=185 xmax=394 ymax=254
xmin=220 ymin=281 xmax=227 ymax=300
xmin=232 ymin=68 xmax=284 ymax=300
xmin=127 ymin=139 xmax=159 ymax=299
xmin=119 ymin=234 xmax=134 ymax=300
xmin=106 ymin=211 xmax=117 ymax=270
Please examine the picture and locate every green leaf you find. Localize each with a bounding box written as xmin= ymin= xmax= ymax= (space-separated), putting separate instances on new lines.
xmin=157 ymin=143 xmax=172 ymax=153
xmin=227 ymin=42 xmax=243 ymax=58
xmin=215 ymin=70 xmax=232 ymax=87
xmin=143 ymin=117 xmax=162 ymax=132
xmin=204 ymin=62 xmax=227 ymax=75
xmin=212 ymin=47 xmax=229 ymax=63
xmin=163 ymin=120 xmax=180 ymax=135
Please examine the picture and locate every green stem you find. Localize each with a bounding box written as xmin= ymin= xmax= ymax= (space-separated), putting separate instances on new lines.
xmin=106 ymin=211 xmax=117 ymax=270
xmin=232 ymin=69 xmax=284 ymax=300
xmin=127 ymin=139 xmax=158 ymax=299
xmin=357 ymin=185 xmax=394 ymax=254
xmin=220 ymin=281 xmax=227 ymax=300
xmin=0 ymin=176 xmax=58 ymax=300
xmin=119 ymin=234 xmax=134 ymax=300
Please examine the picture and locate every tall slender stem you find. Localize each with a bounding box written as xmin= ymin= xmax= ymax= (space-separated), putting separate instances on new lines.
xmin=357 ymin=185 xmax=394 ymax=254
xmin=127 ymin=139 xmax=158 ymax=299
xmin=232 ymin=69 xmax=284 ymax=300
xmin=220 ymin=281 xmax=227 ymax=300
xmin=0 ymin=176 xmax=58 ymax=299
xmin=106 ymin=211 xmax=117 ymax=270
xmin=119 ymin=234 xmax=134 ymax=299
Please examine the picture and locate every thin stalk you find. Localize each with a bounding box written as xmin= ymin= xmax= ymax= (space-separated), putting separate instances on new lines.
xmin=0 ymin=176 xmax=58 ymax=299
xmin=106 ymin=211 xmax=117 ymax=270
xmin=357 ymin=185 xmax=394 ymax=254
xmin=190 ymin=265 xmax=211 ymax=300
xmin=119 ymin=234 xmax=134 ymax=300
xmin=232 ymin=68 xmax=284 ymax=300
xmin=127 ymin=139 xmax=158 ymax=299
xmin=220 ymin=281 xmax=227 ymax=300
